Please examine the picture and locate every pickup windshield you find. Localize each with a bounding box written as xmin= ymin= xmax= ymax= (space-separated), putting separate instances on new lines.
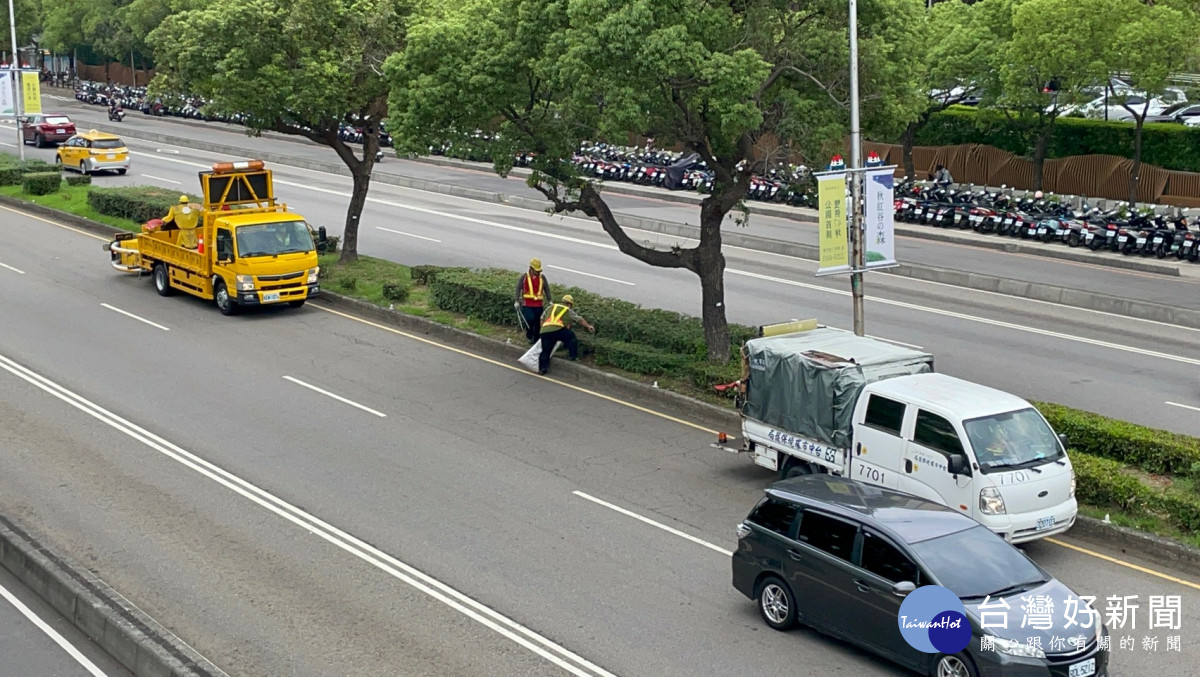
xmin=963 ymin=407 xmax=1064 ymax=473
xmin=236 ymin=221 xmax=315 ymax=258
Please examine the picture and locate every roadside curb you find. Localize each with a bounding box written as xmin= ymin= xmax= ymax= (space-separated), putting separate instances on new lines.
xmin=4 ymin=194 xmax=1198 ymax=583
xmin=0 ymin=513 xmax=228 ymax=677
xmin=1070 ymin=516 xmax=1200 ymax=579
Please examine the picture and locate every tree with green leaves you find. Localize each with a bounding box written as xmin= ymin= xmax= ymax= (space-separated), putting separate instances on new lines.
xmin=1 ymin=0 xmax=42 ymax=61
xmin=1100 ymin=0 xmax=1200 ymax=206
xmin=147 ymin=0 xmax=412 ymax=262
xmin=388 ymin=0 xmax=925 ymax=363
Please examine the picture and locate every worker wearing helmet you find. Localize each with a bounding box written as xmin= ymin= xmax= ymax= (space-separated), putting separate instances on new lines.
xmin=514 ymin=257 xmax=553 ymax=344
xmin=537 ymin=294 xmax=594 ymax=375
xmin=161 ymin=195 xmax=202 ymax=249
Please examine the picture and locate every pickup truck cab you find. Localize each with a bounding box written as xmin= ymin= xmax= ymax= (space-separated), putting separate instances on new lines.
xmin=849 ymin=373 xmax=1077 ymax=543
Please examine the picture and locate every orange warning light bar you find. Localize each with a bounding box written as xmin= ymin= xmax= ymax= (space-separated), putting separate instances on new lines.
xmin=211 ymin=159 xmax=265 ymax=173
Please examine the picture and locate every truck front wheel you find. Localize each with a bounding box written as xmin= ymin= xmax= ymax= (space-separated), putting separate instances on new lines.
xmin=214 ymin=280 xmax=239 ymax=316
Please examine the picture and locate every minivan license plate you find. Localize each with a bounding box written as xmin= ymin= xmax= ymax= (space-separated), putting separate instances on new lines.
xmin=263 ymin=292 xmax=281 ymax=303
xmin=1036 ymin=516 xmax=1055 ymax=531
xmin=1068 ymin=657 xmax=1095 ymax=677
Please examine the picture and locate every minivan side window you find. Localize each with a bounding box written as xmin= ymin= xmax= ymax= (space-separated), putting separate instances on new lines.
xmin=796 ymin=511 xmax=858 ymax=561
xmin=864 ymin=395 xmax=905 ymax=435
xmin=747 ymin=498 xmax=798 ymax=537
xmin=914 ymin=410 xmax=965 ymax=457
xmin=860 ymin=530 xmax=920 ymax=584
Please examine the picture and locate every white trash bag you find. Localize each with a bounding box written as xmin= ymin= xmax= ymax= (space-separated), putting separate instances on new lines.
xmin=518 ymin=340 xmax=559 ymax=373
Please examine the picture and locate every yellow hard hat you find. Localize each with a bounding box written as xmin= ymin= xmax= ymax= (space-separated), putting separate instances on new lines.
xmin=179 ymin=195 xmax=189 ymax=204
xmin=529 ymin=258 xmax=542 ymax=272
xmin=561 ymin=294 xmax=574 ymax=305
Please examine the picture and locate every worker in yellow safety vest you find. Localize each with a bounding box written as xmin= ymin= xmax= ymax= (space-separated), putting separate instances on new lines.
xmin=537 ymin=294 xmax=594 ymax=375
xmin=160 ymin=195 xmax=202 ymax=249
xmin=514 ymin=258 xmax=553 ymax=344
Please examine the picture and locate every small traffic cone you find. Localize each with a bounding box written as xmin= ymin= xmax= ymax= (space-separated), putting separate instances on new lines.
xmin=197 ymin=234 xmax=204 ymax=254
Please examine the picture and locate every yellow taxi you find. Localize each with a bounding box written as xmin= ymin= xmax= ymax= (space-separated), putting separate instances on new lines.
xmin=55 ymin=130 xmax=130 ymax=176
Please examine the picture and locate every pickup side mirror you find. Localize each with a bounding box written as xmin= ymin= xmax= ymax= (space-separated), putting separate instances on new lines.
xmin=892 ymin=581 xmax=916 ymax=598
xmin=948 ymin=453 xmax=968 ymax=476
xmin=1057 ymin=433 xmax=1069 ymax=450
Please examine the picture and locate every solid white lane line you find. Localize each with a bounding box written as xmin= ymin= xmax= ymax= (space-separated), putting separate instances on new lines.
xmin=573 ymin=491 xmax=733 ymax=557
xmin=0 ymin=354 xmax=615 ymax=677
xmin=546 ymin=265 xmax=635 ymax=286
xmin=376 ymin=226 xmax=442 ymax=243
xmin=0 ymin=141 xmax=15 ymax=148
xmin=0 ymin=261 xmax=26 ymax=274
xmin=0 ymin=581 xmax=110 ymax=677
xmin=140 ymin=173 xmax=181 ymax=185
xmin=726 ymin=268 xmax=1200 ymax=367
xmin=99 ymin=303 xmax=170 ymax=331
xmin=282 ymin=375 xmax=387 ymax=418
xmin=1166 ymin=401 xmax=1200 ymax=413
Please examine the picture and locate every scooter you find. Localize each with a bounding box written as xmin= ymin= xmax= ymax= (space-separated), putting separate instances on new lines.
xmin=108 ymin=107 xmax=125 ymax=122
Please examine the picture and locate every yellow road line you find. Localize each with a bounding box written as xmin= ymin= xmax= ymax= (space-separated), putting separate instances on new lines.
xmin=312 ymin=304 xmax=731 ymax=439
xmin=0 ymin=204 xmax=109 ymax=241
xmin=1046 ymin=538 xmax=1200 ymax=591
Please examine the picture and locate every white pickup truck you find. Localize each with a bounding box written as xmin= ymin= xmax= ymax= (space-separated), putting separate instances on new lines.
xmin=715 ymin=327 xmax=1078 ymax=544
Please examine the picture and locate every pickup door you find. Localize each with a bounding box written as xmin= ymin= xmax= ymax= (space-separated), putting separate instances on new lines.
xmin=851 ymin=393 xmax=905 ymax=490
xmin=900 ymin=409 xmax=973 ymax=513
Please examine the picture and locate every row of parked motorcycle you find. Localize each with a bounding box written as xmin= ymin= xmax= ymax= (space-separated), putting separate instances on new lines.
xmin=896 ymin=180 xmax=1199 ymax=260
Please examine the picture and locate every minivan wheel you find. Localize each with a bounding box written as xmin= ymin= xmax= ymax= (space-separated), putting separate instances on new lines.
xmin=756 ymin=576 xmax=797 ymax=631
xmin=935 ymin=653 xmax=978 ymax=677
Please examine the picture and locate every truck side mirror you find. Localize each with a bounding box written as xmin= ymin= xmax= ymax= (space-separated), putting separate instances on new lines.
xmin=317 ymin=226 xmax=328 ymax=253
xmin=948 ymin=454 xmax=968 ymax=476
xmin=1057 ymin=433 xmax=1069 ymax=450
xmin=892 ymin=581 xmax=916 ymax=597
xmin=216 ymin=235 xmax=234 ymax=262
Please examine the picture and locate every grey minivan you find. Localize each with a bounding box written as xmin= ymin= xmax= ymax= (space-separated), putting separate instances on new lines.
xmin=732 ymin=476 xmax=1109 ymax=677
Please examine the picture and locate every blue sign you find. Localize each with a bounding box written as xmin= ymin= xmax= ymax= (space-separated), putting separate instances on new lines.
xmin=898 ymin=585 xmax=972 ymax=654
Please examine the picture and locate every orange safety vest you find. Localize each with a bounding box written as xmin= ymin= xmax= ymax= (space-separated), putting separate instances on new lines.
xmin=522 ymin=273 xmax=544 ymax=304
xmin=541 ymin=303 xmax=570 ymax=331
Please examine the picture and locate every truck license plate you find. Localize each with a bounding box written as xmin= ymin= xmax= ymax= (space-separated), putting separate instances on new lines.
xmin=1068 ymin=658 xmax=1095 ymax=677
xmin=263 ymin=292 xmax=281 ymax=303
xmin=1036 ymin=516 xmax=1056 ymax=531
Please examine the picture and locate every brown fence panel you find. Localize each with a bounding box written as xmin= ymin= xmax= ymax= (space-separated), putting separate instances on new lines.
xmin=74 ymin=62 xmax=155 ymax=87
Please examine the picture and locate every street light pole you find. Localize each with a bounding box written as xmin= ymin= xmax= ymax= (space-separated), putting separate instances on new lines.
xmin=7 ymin=0 xmax=23 ymax=160
xmin=848 ymin=0 xmax=865 ymax=336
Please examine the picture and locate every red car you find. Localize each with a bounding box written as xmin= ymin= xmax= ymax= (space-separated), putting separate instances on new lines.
xmin=21 ymin=113 xmax=77 ymax=148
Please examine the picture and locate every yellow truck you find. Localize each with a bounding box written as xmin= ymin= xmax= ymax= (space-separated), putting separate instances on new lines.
xmin=104 ymin=160 xmax=327 ymax=315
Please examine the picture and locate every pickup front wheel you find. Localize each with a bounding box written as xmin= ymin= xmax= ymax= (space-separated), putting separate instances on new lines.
xmin=214 ymin=280 xmax=239 ymax=316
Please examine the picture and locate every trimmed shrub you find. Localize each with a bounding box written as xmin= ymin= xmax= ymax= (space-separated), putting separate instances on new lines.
xmin=411 ymin=264 xmax=464 ymax=286
xmin=1071 ymin=452 xmax=1200 ymax=535
xmin=0 ymin=159 xmax=55 ymax=186
xmin=324 ymin=234 xmax=340 ymax=253
xmin=1036 ymin=401 xmax=1200 ymax=476
xmin=381 ymin=280 xmax=411 ymax=302
xmin=65 ymin=173 xmax=92 ymax=187
xmin=87 ymin=186 xmax=195 ymax=224
xmin=21 ymin=172 xmax=62 ymax=196
xmin=588 ymin=337 xmax=691 ymax=375
xmin=338 ymin=276 xmax=358 ymax=292
xmin=913 ymin=106 xmax=1200 ymax=173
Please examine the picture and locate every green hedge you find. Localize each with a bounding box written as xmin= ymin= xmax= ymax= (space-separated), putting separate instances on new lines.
xmin=87 ymin=186 xmax=196 ymax=224
xmin=1072 ymin=453 xmax=1200 ymax=535
xmin=21 ymin=172 xmax=62 ymax=196
xmin=913 ymin=106 xmax=1200 ymax=174
xmin=0 ymin=159 xmax=55 ymax=186
xmin=1036 ymin=401 xmax=1200 ymax=476
xmin=65 ymin=174 xmax=92 ymax=187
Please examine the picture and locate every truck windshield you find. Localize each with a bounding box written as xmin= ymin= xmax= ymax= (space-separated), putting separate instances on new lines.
xmin=962 ymin=407 xmax=1064 ymax=473
xmin=235 ymin=221 xmax=315 ymax=257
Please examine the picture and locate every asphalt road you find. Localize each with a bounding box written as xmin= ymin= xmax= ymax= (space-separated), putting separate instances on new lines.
xmin=1 ymin=206 xmax=1199 ymax=676
xmin=6 ymin=117 xmax=1200 ymax=437
xmin=0 ymin=564 xmax=133 ymax=677
xmin=24 ymin=90 xmax=1200 ymax=312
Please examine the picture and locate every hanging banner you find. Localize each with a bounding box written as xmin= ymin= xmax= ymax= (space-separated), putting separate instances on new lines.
xmin=864 ymin=166 xmax=898 ymax=269
xmin=20 ymin=71 xmax=41 ymax=114
xmin=0 ymin=72 xmax=14 ymax=117
xmin=816 ymin=171 xmax=850 ymax=274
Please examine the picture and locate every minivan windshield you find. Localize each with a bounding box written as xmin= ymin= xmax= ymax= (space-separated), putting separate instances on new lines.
xmin=963 ymin=407 xmax=1064 ymax=473
xmin=912 ymin=525 xmax=1047 ymax=599
xmin=236 ymin=221 xmax=315 ymax=257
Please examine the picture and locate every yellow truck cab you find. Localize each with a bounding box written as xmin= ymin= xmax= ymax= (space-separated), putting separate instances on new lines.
xmin=104 ymin=159 xmax=326 ymax=315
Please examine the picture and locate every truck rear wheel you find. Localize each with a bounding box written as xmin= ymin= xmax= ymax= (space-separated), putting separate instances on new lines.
xmin=153 ymin=264 xmax=175 ymax=296
xmin=780 ymin=458 xmax=813 ymax=480
xmin=214 ymin=280 xmax=239 ymax=316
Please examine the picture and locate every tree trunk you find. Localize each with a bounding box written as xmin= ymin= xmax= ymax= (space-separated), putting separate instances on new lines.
xmin=696 ymin=199 xmax=730 ymax=363
xmin=901 ymin=121 xmax=917 ymax=179
xmin=339 ymin=164 xmax=370 ymax=264
xmin=1031 ymin=123 xmax=1053 ymax=191
xmin=1129 ymin=118 xmax=1145 ymax=207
